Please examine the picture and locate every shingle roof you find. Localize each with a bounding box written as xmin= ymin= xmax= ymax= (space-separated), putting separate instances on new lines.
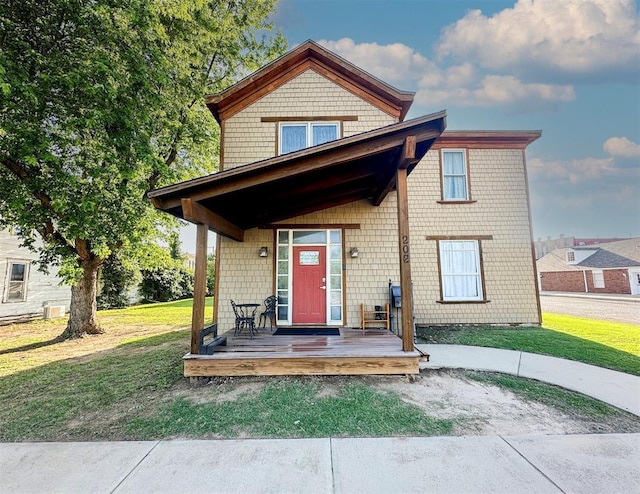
xmin=537 ymin=237 xmax=640 ymax=271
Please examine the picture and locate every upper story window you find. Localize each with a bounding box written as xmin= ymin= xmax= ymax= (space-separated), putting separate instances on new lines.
xmin=4 ymin=260 xmax=29 ymax=302
xmin=279 ymin=122 xmax=339 ymax=155
xmin=441 ymin=149 xmax=469 ymax=201
xmin=566 ymin=250 xmax=575 ymax=262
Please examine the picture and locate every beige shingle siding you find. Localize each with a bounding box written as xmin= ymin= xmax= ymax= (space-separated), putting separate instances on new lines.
xmin=223 ymin=69 xmax=397 ymax=170
xmin=408 ymin=148 xmax=539 ymax=325
xmin=217 ymin=69 xmax=539 ymax=328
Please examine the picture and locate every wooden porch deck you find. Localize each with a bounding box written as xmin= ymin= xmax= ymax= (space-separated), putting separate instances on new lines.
xmin=183 ymin=327 xmax=423 ymax=377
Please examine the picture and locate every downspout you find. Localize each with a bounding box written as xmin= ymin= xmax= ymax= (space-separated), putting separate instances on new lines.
xmin=583 ymin=270 xmax=589 ymax=293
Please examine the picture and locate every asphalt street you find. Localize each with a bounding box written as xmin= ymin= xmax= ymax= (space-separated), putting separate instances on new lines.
xmin=540 ymin=294 xmax=640 ymax=325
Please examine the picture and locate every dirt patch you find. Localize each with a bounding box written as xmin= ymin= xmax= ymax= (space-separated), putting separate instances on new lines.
xmin=167 ymin=369 xmax=640 ymax=436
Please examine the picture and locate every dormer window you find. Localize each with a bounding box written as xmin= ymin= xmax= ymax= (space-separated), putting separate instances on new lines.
xmin=279 ymin=122 xmax=339 ymax=155
xmin=566 ymin=250 xmax=575 ymax=262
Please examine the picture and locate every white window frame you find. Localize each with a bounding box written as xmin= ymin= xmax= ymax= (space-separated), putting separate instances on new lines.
xmin=4 ymin=259 xmax=29 ymax=303
xmin=592 ymin=270 xmax=605 ymax=289
xmin=441 ymin=149 xmax=469 ymax=201
xmin=278 ymin=121 xmax=339 ymax=155
xmin=438 ymin=240 xmax=484 ymax=301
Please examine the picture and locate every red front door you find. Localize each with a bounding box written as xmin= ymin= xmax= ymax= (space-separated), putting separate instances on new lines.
xmin=292 ymin=246 xmax=326 ymax=324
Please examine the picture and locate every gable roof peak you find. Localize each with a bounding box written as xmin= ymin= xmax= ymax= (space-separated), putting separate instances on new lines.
xmin=205 ymin=39 xmax=415 ymax=124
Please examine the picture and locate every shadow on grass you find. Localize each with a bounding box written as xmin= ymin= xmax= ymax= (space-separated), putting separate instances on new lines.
xmin=0 ymin=328 xmax=452 ymax=442
xmin=0 ymin=335 xmax=66 ymax=356
xmin=0 ymin=331 xmax=189 ymax=442
xmin=417 ymin=326 xmax=640 ymax=376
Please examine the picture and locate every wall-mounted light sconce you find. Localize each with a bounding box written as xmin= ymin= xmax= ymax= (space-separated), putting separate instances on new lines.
xmin=259 ymin=246 xmax=268 ymax=257
xmin=350 ymin=247 xmax=359 ymax=258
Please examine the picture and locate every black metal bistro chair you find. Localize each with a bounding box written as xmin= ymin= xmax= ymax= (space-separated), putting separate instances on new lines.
xmin=258 ymin=295 xmax=277 ymax=331
xmin=231 ymin=300 xmax=258 ymax=339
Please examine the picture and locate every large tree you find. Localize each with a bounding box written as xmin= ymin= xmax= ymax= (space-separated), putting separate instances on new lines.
xmin=0 ymin=0 xmax=285 ymax=338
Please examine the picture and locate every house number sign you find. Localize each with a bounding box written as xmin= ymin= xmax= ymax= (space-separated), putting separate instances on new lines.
xmin=402 ymin=235 xmax=410 ymax=263
xmin=299 ymin=250 xmax=320 ymax=265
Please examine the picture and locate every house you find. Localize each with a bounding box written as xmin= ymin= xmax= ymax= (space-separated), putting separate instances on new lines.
xmin=148 ymin=41 xmax=541 ymax=377
xmin=537 ymin=237 xmax=640 ymax=295
xmin=0 ymin=229 xmax=71 ymax=324
xmin=534 ymin=235 xmax=626 ymax=259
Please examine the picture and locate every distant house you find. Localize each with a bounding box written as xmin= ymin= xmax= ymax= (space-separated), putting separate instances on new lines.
xmin=0 ymin=229 xmax=71 ymax=324
xmin=537 ymin=237 xmax=640 ymax=295
xmin=534 ymin=235 xmax=626 ymax=259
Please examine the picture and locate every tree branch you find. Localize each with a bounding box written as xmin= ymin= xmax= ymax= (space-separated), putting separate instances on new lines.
xmin=1 ymin=158 xmax=64 ymax=220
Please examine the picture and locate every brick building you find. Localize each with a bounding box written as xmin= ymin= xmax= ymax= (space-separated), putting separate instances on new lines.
xmin=537 ymin=237 xmax=640 ymax=295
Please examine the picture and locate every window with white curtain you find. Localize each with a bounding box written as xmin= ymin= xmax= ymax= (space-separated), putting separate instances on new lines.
xmin=441 ymin=149 xmax=469 ymax=200
xmin=4 ymin=261 xmax=29 ymax=302
xmin=439 ymin=240 xmax=483 ymax=301
xmin=279 ymin=122 xmax=339 ymax=155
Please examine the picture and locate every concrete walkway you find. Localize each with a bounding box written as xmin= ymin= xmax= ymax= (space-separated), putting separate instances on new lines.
xmin=1 ymin=434 xmax=639 ymax=494
xmin=417 ymin=344 xmax=640 ymax=416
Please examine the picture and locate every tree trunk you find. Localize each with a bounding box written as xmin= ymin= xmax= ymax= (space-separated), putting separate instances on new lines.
xmin=62 ymin=259 xmax=103 ymax=338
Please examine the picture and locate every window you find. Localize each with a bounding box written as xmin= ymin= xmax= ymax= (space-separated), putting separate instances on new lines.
xmin=439 ymin=240 xmax=483 ymax=301
xmin=441 ymin=149 xmax=469 ymax=200
xmin=566 ymin=251 xmax=575 ymax=262
xmin=4 ymin=261 xmax=28 ymax=302
xmin=592 ymin=270 xmax=605 ymax=289
xmin=279 ymin=122 xmax=339 ymax=155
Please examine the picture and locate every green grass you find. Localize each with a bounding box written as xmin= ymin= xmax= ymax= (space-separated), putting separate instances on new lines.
xmin=126 ymin=381 xmax=452 ymax=440
xmin=466 ymin=371 xmax=629 ymax=419
xmin=2 ymin=301 xmax=637 ymax=441
xmin=418 ymin=313 xmax=640 ymax=376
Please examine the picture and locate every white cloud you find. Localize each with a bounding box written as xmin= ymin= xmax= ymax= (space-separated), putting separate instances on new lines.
xmin=318 ymin=37 xmax=575 ymax=111
xmin=416 ymin=74 xmax=574 ymax=110
xmin=318 ymin=38 xmax=435 ymax=86
xmin=603 ymin=137 xmax=640 ymax=158
xmin=528 ymin=156 xmax=616 ymax=184
xmin=436 ymin=0 xmax=640 ymax=81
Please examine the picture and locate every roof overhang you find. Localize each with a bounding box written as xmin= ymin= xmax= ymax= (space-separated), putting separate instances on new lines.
xmin=148 ymin=111 xmax=447 ymax=241
xmin=205 ymin=40 xmax=416 ymax=123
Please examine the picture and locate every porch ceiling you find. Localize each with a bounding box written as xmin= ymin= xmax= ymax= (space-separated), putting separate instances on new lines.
xmin=147 ymin=111 xmax=447 ymax=241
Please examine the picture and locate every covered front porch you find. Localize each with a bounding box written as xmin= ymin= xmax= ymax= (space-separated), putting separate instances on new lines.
xmin=148 ymin=112 xmax=447 ymax=377
xmin=184 ymin=326 xmax=424 ymax=377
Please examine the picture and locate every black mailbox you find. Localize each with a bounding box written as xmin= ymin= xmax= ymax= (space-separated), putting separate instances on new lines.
xmin=390 ymin=286 xmax=401 ymax=308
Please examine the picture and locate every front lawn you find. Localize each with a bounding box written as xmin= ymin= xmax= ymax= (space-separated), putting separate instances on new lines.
xmin=0 ymin=299 xmax=451 ymax=441
xmin=418 ymin=313 xmax=640 ymax=376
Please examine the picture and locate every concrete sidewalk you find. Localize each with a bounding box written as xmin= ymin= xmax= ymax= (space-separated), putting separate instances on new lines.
xmin=1 ymin=434 xmax=639 ymax=494
xmin=417 ymin=344 xmax=640 ymax=416
xmin=540 ymin=291 xmax=640 ymax=303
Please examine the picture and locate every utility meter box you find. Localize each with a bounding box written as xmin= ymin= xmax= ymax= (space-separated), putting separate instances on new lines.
xmin=390 ymin=286 xmax=401 ymax=308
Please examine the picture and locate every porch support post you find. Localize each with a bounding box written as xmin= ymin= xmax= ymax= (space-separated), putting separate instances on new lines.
xmin=396 ymin=138 xmax=415 ymax=352
xmin=191 ymin=223 xmax=208 ymax=354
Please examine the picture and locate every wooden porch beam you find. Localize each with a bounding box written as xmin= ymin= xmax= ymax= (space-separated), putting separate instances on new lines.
xmin=191 ymin=223 xmax=208 ymax=354
xmin=181 ymin=198 xmax=244 ymax=242
xmin=396 ymin=167 xmax=414 ymax=352
xmin=372 ymin=136 xmax=417 ymax=206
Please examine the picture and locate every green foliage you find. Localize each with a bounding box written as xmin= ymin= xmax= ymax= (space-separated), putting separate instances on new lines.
xmin=139 ymin=266 xmax=193 ymax=303
xmin=97 ymin=252 xmax=139 ymax=309
xmin=0 ymin=0 xmax=286 ymax=330
xmin=206 ymin=252 xmax=215 ymax=296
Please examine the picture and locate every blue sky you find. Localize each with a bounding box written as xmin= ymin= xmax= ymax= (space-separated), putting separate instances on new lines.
xmin=181 ymin=0 xmax=639 ymax=252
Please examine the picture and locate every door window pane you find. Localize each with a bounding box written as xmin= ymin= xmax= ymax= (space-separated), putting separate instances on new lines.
xmin=292 ymin=230 xmax=326 ymax=244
